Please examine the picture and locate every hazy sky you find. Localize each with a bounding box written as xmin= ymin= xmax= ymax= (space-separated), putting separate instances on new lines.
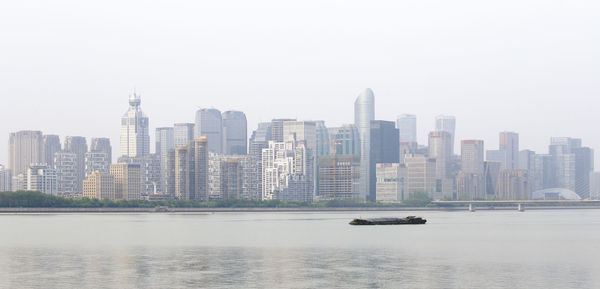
xmin=1 ymin=0 xmax=599 ymax=165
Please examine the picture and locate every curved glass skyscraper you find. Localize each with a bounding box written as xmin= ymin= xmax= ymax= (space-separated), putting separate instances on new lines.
xmin=354 ymin=88 xmax=374 ymax=201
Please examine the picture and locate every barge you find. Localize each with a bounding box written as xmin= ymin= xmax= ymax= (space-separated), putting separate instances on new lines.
xmin=349 ymin=216 xmax=427 ymax=225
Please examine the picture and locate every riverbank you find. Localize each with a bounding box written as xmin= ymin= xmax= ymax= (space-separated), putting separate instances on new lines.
xmin=1 ymin=205 xmax=600 ymax=213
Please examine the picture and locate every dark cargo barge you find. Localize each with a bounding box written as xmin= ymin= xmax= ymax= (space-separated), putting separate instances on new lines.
xmin=349 ymin=216 xmax=427 ymax=225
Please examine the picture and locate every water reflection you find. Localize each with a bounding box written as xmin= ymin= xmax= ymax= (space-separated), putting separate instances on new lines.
xmin=1 ymin=246 xmax=598 ymax=289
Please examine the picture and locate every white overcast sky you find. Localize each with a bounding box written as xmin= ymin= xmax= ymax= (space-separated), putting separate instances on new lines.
xmin=1 ymin=0 xmax=599 ymax=165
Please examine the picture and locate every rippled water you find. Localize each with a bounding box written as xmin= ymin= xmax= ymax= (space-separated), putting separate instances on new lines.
xmin=1 ymin=210 xmax=599 ymax=288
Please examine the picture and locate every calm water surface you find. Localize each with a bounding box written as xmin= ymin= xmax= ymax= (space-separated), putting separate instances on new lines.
xmin=1 ymin=210 xmax=599 ymax=288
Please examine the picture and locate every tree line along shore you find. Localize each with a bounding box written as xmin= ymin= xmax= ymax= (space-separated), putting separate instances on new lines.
xmin=0 ymin=191 xmax=434 ymax=208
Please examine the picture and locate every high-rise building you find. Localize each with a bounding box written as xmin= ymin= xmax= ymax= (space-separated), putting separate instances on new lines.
xmin=499 ymin=132 xmax=519 ymax=170
xmin=283 ymin=121 xmax=318 ymax=198
xmin=23 ymin=165 xmax=57 ymax=195
xmin=222 ymin=111 xmax=247 ymax=155
xmin=457 ymin=140 xmax=485 ymax=200
xmin=318 ymin=155 xmax=360 ymax=200
xmin=548 ymin=137 xmax=583 ymax=193
xmin=262 ymin=140 xmax=312 ymax=202
xmin=315 ymin=121 xmax=330 ymax=157
xmin=42 ymin=135 xmax=61 ymax=167
xmin=404 ymin=156 xmax=437 ymax=198
xmin=354 ymin=88 xmax=375 ymax=201
xmin=532 ymin=154 xmax=553 ymax=191
xmin=54 ymin=151 xmax=79 ymax=196
xmin=168 ymin=137 xmax=209 ymax=201
xmin=518 ymin=150 xmax=536 ymax=171
xmin=270 ymin=119 xmax=296 ymax=142
xmin=461 ymin=140 xmax=484 ymax=174
xmin=375 ymin=163 xmax=407 ymax=202
xmin=208 ymin=154 xmax=257 ymax=200
xmin=435 ymin=115 xmax=456 ymax=154
xmin=590 ymin=172 xmax=600 ymax=200
xmin=8 ymin=130 xmax=43 ymax=176
xmin=118 ymin=154 xmax=161 ymax=196
xmin=496 ymin=170 xmax=530 ymax=200
xmin=484 ymin=161 xmax=501 ymax=197
xmin=428 ymin=131 xmax=452 ymax=178
xmin=82 ymin=171 xmax=115 ymax=200
xmin=85 ymin=152 xmax=111 ymax=177
xmin=174 ymin=123 xmax=194 ymax=147
xmin=248 ymin=122 xmax=273 ymax=199
xmin=120 ymin=93 xmax=150 ymax=158
xmin=194 ymin=108 xmax=222 ymax=153
xmin=486 ymin=149 xmax=508 ymax=170
xmin=574 ymin=147 xmax=594 ymax=199
xmin=64 ymin=136 xmax=87 ymax=191
xmin=0 ymin=165 xmax=11 ymax=192
xmin=397 ymin=114 xmax=417 ymax=143
xmin=110 ymin=163 xmax=142 ymax=200
xmin=156 ymin=127 xmax=175 ymax=193
xmin=369 ymin=120 xmax=399 ymax=201
xmin=90 ymin=138 xmax=112 ymax=163
xmin=331 ymin=124 xmax=360 ymax=156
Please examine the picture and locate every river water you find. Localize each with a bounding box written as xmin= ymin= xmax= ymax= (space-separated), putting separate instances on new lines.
xmin=1 ymin=210 xmax=599 ymax=288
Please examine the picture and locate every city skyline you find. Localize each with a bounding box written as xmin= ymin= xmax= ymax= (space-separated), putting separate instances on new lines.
xmin=2 ymin=90 xmax=598 ymax=168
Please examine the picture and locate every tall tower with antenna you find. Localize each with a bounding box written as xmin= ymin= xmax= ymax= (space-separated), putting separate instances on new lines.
xmin=120 ymin=92 xmax=150 ymax=158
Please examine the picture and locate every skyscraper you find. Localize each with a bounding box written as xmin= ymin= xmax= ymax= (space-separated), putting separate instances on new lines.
xmin=174 ymin=123 xmax=194 ymax=147
xmin=42 ymin=135 xmax=61 ymax=167
xmin=82 ymin=171 xmax=115 ymax=200
xmin=120 ymin=93 xmax=150 ymax=158
xmin=499 ymin=132 xmax=519 ymax=170
xmin=222 ymin=111 xmax=247 ymax=155
xmin=435 ymin=115 xmax=456 ymax=154
xmin=54 ymin=151 xmax=78 ymax=196
xmin=354 ymin=88 xmax=375 ymax=201
xmin=169 ymin=137 xmax=209 ymax=201
xmin=194 ymin=108 xmax=223 ymax=153
xmin=457 ymin=140 xmax=485 ymax=200
xmin=156 ymin=127 xmax=175 ymax=192
xmin=461 ymin=140 xmax=484 ymax=174
xmin=8 ymin=130 xmax=43 ymax=176
xmin=90 ymin=138 xmax=112 ymax=163
xmin=369 ymin=120 xmax=399 ymax=201
xmin=283 ymin=121 xmax=318 ymax=198
xmin=428 ymin=131 xmax=453 ymax=179
xmin=0 ymin=165 xmax=11 ymax=192
xmin=318 ymin=155 xmax=361 ymax=200
xmin=331 ymin=124 xmax=360 ymax=156
xmin=270 ymin=119 xmax=296 ymax=142
xmin=397 ymin=114 xmax=417 ymax=143
xmin=64 ymin=136 xmax=87 ymax=191
xmin=428 ymin=131 xmax=453 ymax=199
xmin=110 ymin=163 xmax=142 ymax=200
xmin=313 ymin=121 xmax=330 ymax=157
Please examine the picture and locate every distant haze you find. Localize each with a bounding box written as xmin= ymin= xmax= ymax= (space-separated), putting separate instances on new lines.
xmin=1 ymin=0 xmax=599 ymax=165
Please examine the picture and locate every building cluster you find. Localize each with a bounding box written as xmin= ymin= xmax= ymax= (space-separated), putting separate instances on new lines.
xmin=2 ymin=89 xmax=598 ymax=202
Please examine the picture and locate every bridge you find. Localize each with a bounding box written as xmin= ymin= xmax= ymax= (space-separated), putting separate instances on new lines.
xmin=432 ymin=200 xmax=600 ymax=212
